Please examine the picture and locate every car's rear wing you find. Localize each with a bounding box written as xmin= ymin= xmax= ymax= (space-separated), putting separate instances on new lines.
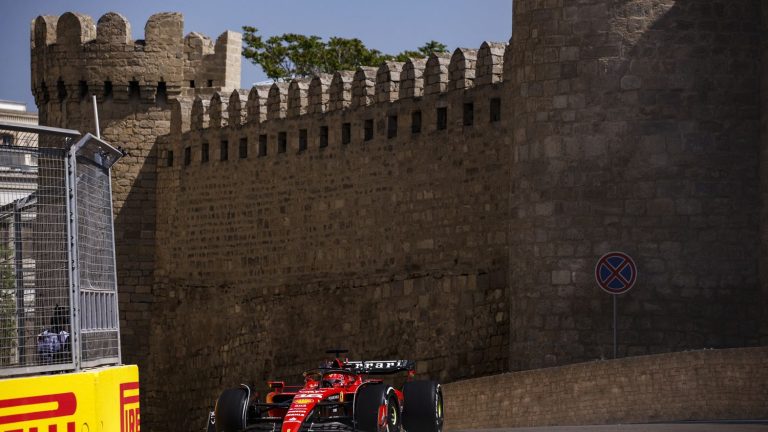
xmin=345 ymin=360 xmax=415 ymax=375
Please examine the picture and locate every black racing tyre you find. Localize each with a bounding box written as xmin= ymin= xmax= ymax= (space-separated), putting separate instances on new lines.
xmin=354 ymin=383 xmax=402 ymax=432
xmin=402 ymin=380 xmax=443 ymax=432
xmin=215 ymin=387 xmax=249 ymax=432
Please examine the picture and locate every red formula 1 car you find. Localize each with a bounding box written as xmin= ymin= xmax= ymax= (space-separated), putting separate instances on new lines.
xmin=206 ymin=350 xmax=443 ymax=432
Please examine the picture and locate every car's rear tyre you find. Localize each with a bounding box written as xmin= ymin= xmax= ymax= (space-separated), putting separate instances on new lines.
xmin=215 ymin=387 xmax=249 ymax=432
xmin=354 ymin=383 xmax=401 ymax=432
xmin=403 ymin=380 xmax=443 ymax=432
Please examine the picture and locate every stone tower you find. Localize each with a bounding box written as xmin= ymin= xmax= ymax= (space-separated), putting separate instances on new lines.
xmin=509 ymin=0 xmax=763 ymax=368
xmin=30 ymin=11 xmax=241 ymax=367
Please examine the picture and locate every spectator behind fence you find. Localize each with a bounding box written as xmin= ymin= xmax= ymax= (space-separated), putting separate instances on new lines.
xmin=37 ymin=304 xmax=71 ymax=365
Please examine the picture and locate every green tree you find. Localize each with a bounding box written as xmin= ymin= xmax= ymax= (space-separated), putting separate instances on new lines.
xmin=391 ymin=40 xmax=450 ymax=62
xmin=242 ymin=27 xmax=448 ymax=81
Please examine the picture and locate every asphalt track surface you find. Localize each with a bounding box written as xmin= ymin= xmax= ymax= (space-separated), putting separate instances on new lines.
xmin=457 ymin=422 xmax=768 ymax=432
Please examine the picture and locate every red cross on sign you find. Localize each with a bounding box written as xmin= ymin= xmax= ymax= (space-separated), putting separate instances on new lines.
xmin=595 ymin=252 xmax=637 ymax=294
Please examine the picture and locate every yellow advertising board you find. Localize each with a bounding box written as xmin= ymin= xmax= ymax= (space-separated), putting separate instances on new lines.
xmin=0 ymin=365 xmax=139 ymax=432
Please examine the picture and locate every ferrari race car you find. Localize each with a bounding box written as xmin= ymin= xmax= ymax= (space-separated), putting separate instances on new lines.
xmin=206 ymin=350 xmax=443 ymax=432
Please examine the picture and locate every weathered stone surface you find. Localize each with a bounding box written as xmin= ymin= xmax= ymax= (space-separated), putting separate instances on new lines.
xmin=376 ymin=61 xmax=404 ymax=103
xmin=352 ymin=67 xmax=377 ymax=108
xmin=154 ymin=79 xmax=511 ymax=430
xmin=308 ymin=73 xmax=332 ymax=114
xmin=228 ymin=89 xmax=248 ymax=127
xmin=509 ymin=0 xmax=763 ymax=371
xmin=425 ymin=52 xmax=451 ymax=95
xmin=444 ymin=348 xmax=768 ymax=429
xmin=246 ymin=85 xmax=269 ymax=123
xmin=329 ymin=70 xmax=354 ymax=110
xmin=208 ymin=92 xmax=228 ymax=128
xmin=96 ymin=12 xmax=130 ymax=45
xmin=287 ymin=79 xmax=310 ymax=117
xmin=449 ymin=47 xmax=478 ymax=90
xmin=476 ymin=41 xmax=506 ymax=85
xmin=267 ymin=82 xmax=288 ymax=120
xmin=400 ymin=58 xmax=426 ymax=99
xmin=31 ymin=3 xmax=768 ymax=431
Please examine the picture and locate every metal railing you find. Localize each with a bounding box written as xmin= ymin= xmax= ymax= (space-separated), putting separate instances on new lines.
xmin=0 ymin=122 xmax=123 ymax=377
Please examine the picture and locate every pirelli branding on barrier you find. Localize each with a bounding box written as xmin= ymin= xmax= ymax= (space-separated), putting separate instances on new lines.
xmin=0 ymin=393 xmax=77 ymax=431
xmin=0 ymin=365 xmax=139 ymax=432
xmin=120 ymin=382 xmax=140 ymax=432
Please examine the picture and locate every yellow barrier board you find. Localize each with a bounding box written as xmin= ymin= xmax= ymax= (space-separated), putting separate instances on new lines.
xmin=0 ymin=365 xmax=139 ymax=432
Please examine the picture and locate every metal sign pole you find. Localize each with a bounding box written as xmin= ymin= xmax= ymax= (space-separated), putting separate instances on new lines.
xmin=613 ymin=295 xmax=617 ymax=359
xmin=596 ymin=251 xmax=637 ymax=361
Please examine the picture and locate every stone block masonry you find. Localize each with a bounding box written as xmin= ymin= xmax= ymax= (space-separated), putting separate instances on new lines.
xmin=153 ymin=70 xmax=512 ymax=430
xmin=443 ymin=347 xmax=768 ymax=429
xmin=508 ymin=0 xmax=764 ymax=369
xmin=31 ymin=1 xmax=768 ymax=430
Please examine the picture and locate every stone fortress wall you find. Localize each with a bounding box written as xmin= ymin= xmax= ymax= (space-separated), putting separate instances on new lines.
xmin=30 ymin=11 xmax=241 ymax=370
xmin=151 ymin=40 xmax=513 ymax=429
xmin=31 ymin=1 xmax=768 ymax=430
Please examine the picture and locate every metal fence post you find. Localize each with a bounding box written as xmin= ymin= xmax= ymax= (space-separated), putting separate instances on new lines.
xmin=66 ymin=142 xmax=82 ymax=371
xmin=13 ymin=202 xmax=23 ymax=364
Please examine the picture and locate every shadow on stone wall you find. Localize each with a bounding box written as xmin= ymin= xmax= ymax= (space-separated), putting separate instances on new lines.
xmin=509 ymin=0 xmax=762 ymax=370
xmin=112 ymin=142 xmax=157 ymax=367
xmin=146 ymin=270 xmax=508 ymax=430
xmin=143 ymin=90 xmax=513 ymax=429
xmin=759 ymin=0 xmax=768 ymax=345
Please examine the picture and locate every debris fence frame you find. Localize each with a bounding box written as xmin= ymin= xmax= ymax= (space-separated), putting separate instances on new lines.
xmin=0 ymin=121 xmax=123 ymax=377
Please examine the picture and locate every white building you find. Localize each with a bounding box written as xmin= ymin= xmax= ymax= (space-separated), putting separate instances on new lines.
xmin=0 ymin=100 xmax=37 ymax=129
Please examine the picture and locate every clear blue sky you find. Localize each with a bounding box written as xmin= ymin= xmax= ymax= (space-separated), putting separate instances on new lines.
xmin=0 ymin=0 xmax=512 ymax=113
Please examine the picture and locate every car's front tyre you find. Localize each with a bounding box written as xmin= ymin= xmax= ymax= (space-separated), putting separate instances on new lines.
xmin=402 ymin=380 xmax=443 ymax=432
xmin=354 ymin=383 xmax=402 ymax=432
xmin=214 ymin=386 xmax=249 ymax=432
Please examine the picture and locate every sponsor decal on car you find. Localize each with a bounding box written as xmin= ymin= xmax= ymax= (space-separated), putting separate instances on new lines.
xmin=347 ymin=360 xmax=410 ymax=369
xmin=293 ymin=398 xmax=314 ymax=404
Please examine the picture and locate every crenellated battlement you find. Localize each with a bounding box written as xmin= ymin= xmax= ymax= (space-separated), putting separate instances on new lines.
xmin=174 ymin=39 xmax=510 ymax=139
xmin=329 ymin=71 xmax=354 ymax=111
xmin=308 ymin=74 xmax=332 ymax=114
xmin=425 ymin=53 xmax=451 ymax=95
xmin=30 ymin=11 xmax=241 ymax=108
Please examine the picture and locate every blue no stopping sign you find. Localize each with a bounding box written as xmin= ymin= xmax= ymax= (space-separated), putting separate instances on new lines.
xmin=595 ymin=252 xmax=637 ymax=295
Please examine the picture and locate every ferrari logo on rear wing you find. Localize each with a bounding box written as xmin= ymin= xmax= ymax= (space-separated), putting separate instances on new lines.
xmin=345 ymin=360 xmax=415 ymax=374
